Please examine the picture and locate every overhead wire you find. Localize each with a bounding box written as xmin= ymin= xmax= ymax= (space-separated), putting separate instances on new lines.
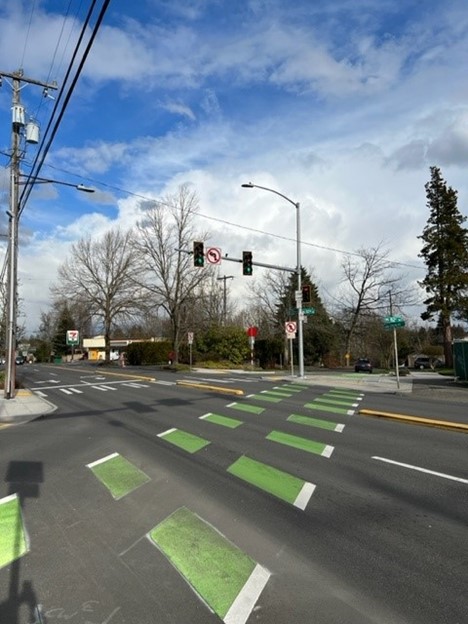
xmin=19 ymin=0 xmax=112 ymax=218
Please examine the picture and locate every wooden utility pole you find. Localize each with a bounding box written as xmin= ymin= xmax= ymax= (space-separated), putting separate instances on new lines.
xmin=0 ymin=69 xmax=58 ymax=398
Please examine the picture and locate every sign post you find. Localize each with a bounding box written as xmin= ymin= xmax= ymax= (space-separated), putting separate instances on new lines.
xmin=66 ymin=330 xmax=79 ymax=361
xmin=188 ymin=332 xmax=194 ymax=370
xmin=284 ymin=322 xmax=297 ymax=376
xmin=383 ymin=316 xmax=405 ymax=390
xmin=247 ymin=327 xmax=258 ymax=368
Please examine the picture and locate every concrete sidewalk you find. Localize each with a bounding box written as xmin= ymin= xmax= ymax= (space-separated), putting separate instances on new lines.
xmin=0 ymin=389 xmax=56 ymax=426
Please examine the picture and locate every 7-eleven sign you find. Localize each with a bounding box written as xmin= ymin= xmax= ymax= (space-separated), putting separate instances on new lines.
xmin=66 ymin=330 xmax=79 ymax=345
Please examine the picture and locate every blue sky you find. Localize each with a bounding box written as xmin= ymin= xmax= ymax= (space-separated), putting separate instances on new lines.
xmin=0 ymin=0 xmax=467 ymax=333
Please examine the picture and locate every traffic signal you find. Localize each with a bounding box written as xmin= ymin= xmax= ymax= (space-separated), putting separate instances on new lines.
xmin=242 ymin=251 xmax=253 ymax=275
xmin=193 ymin=241 xmax=204 ymax=267
xmin=302 ymin=284 xmax=311 ymax=304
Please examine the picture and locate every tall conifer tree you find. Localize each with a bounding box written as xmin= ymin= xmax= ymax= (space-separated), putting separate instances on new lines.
xmin=418 ymin=166 xmax=468 ymax=367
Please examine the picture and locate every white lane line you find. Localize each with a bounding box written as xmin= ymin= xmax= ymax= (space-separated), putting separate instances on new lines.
xmin=99 ymin=385 xmax=118 ymax=390
xmin=60 ymin=388 xmax=73 ymax=395
xmin=322 ymin=445 xmax=334 ymax=458
xmin=293 ymin=482 xmax=316 ymax=510
xmin=69 ymin=387 xmax=83 ymax=394
xmin=335 ymin=424 xmax=345 ymax=433
xmin=86 ymin=452 xmax=119 ymax=468
xmin=34 ymin=391 xmax=47 ymax=397
xmin=92 ymin=385 xmax=109 ymax=391
xmin=347 ymin=410 xmax=355 ymax=415
xmin=373 ymin=456 xmax=468 ymax=484
xmin=224 ymin=563 xmax=271 ymax=624
xmin=157 ymin=428 xmax=177 ymax=438
xmin=155 ymin=380 xmax=176 ymax=386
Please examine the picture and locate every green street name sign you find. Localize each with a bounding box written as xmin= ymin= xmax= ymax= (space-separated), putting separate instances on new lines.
xmin=288 ymin=307 xmax=316 ymax=316
xmin=383 ymin=315 xmax=405 ymax=328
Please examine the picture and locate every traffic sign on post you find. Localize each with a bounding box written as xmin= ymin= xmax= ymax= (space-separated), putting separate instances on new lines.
xmin=66 ymin=330 xmax=79 ymax=345
xmin=384 ymin=315 xmax=405 ymax=329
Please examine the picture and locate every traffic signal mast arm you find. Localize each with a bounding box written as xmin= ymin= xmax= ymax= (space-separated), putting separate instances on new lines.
xmin=177 ymin=247 xmax=296 ymax=273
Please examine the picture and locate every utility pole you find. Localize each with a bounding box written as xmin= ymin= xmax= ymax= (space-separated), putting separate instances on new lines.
xmin=389 ymin=290 xmax=400 ymax=390
xmin=216 ymin=275 xmax=234 ymax=325
xmin=1 ymin=69 xmax=58 ymax=399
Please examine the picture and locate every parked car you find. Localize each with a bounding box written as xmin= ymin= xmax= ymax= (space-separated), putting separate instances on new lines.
xmin=413 ymin=357 xmax=432 ymax=369
xmin=414 ymin=356 xmax=443 ymax=369
xmin=354 ymin=358 xmax=372 ymax=373
xmin=15 ymin=355 xmax=25 ymax=365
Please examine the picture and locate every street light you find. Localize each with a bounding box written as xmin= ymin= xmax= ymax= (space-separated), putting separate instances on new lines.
xmin=3 ymin=175 xmax=95 ymax=399
xmin=241 ymin=182 xmax=305 ymax=378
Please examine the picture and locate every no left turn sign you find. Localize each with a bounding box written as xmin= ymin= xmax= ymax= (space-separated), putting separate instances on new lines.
xmin=285 ymin=321 xmax=297 ymax=334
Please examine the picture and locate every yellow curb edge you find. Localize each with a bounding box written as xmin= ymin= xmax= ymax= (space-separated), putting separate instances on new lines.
xmin=359 ymin=409 xmax=468 ymax=433
xmin=176 ymin=381 xmax=244 ymax=396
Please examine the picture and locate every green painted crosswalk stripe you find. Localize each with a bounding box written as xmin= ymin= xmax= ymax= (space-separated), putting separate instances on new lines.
xmin=313 ymin=396 xmax=357 ymax=407
xmin=330 ymin=388 xmax=363 ymax=396
xmin=305 ymin=402 xmax=355 ymax=416
xmin=266 ymin=430 xmax=333 ymax=457
xmin=248 ymin=393 xmax=283 ymax=403
xmin=288 ymin=413 xmax=344 ymax=432
xmin=274 ymin=385 xmax=303 ymax=393
xmin=158 ymin=428 xmax=210 ymax=453
xmin=227 ymin=402 xmax=265 ymax=415
xmin=227 ymin=456 xmax=315 ymax=509
xmin=0 ymin=494 xmax=28 ymax=569
xmin=326 ymin=391 xmax=362 ymax=401
xmin=257 ymin=389 xmax=294 ymax=398
xmin=87 ymin=453 xmax=151 ymax=500
xmin=330 ymin=388 xmax=363 ymax=395
xmin=149 ymin=507 xmax=270 ymax=620
xmin=200 ymin=413 xmax=243 ymax=428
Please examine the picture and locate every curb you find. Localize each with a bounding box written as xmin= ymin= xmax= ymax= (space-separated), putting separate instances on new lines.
xmin=359 ymin=409 xmax=468 ymax=433
xmin=176 ymin=380 xmax=244 ymax=396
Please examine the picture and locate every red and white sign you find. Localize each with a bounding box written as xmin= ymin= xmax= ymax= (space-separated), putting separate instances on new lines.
xmin=246 ymin=326 xmax=258 ymax=337
xmin=66 ymin=329 xmax=79 ymax=345
xmin=285 ymin=321 xmax=297 ymax=335
xmin=206 ymin=247 xmax=222 ymax=265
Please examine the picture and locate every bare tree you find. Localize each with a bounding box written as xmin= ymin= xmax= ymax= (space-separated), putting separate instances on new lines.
xmin=52 ymin=228 xmax=145 ymax=360
xmin=336 ymin=245 xmax=403 ymax=360
xmin=133 ymin=184 xmax=214 ymax=361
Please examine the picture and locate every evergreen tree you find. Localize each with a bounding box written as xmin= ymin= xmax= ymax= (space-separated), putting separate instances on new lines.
xmin=276 ymin=269 xmax=335 ymax=365
xmin=418 ymin=166 xmax=468 ymax=367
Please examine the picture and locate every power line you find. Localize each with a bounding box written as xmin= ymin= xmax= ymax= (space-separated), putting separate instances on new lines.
xmin=36 ymin=161 xmax=426 ymax=272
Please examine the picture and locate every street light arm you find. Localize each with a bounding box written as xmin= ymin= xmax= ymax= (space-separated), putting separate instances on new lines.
xmin=241 ymin=182 xmax=297 ymax=208
xmin=18 ymin=175 xmax=95 ymax=193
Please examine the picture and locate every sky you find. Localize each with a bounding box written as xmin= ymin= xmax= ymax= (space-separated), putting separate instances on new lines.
xmin=0 ymin=0 xmax=468 ymax=335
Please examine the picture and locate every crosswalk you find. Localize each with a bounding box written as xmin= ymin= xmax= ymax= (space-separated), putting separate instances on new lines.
xmin=32 ymin=376 xmax=261 ymax=399
xmin=33 ymin=380 xmax=171 ymax=398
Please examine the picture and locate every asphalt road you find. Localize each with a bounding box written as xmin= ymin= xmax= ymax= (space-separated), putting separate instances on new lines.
xmin=0 ymin=364 xmax=466 ymax=624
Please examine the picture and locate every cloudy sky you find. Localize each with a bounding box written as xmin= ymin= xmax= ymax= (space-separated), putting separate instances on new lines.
xmin=1 ymin=0 xmax=467 ymax=334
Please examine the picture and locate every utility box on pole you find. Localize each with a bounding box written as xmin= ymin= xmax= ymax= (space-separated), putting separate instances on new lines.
xmin=453 ymin=339 xmax=468 ymax=381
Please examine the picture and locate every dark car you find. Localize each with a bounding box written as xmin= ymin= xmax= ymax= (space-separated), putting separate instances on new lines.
xmin=354 ymin=358 xmax=372 ymax=373
xmin=15 ymin=355 xmax=25 ymax=365
xmin=413 ymin=357 xmax=431 ymax=369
